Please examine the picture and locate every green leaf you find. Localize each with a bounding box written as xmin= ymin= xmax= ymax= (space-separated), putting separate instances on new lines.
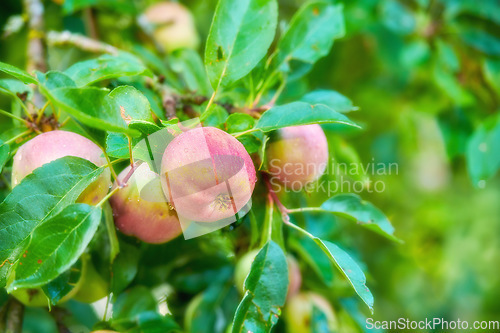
xmin=171 ymin=49 xmax=213 ymax=96
xmin=315 ymin=239 xmax=373 ymax=313
xmin=36 ymin=71 xmax=77 ymax=90
xmin=288 ymin=224 xmax=373 ymax=312
xmin=103 ymin=202 xmax=119 ymax=263
xmin=112 ymin=286 xmax=157 ymax=321
xmin=0 ymin=79 xmax=33 ymax=100
xmin=111 ymin=241 xmax=139 ymax=295
xmin=232 ymin=241 xmax=288 ymax=333
xmin=43 ymin=86 xmax=142 ymax=135
xmin=205 ymin=0 xmax=278 ymax=90
xmin=460 ymin=27 xmax=500 ymax=56
xmin=484 ymin=59 xmax=500 ymax=95
xmin=64 ymin=52 xmax=149 ymax=87
xmin=321 ymin=194 xmax=401 ymax=242
xmin=0 ymin=61 xmax=37 ymax=84
xmin=200 ymin=103 xmax=229 ymax=128
xmin=106 ymin=132 xmax=130 ymax=159
xmin=0 ymin=157 xmax=103 ymax=288
xmin=290 ymin=236 xmax=334 ymax=286
xmin=0 ymin=140 xmax=9 ymax=173
xmin=380 ymin=0 xmax=416 ymax=35
xmin=466 ymin=114 xmax=500 ymax=187
xmin=274 ymin=2 xmax=344 ymax=72
xmin=226 ymin=113 xmax=255 ymax=133
xmin=111 ymin=85 xmax=155 ymax=124
xmin=236 ymin=134 xmax=262 ymax=154
xmin=42 ymin=259 xmax=83 ymax=305
xmin=255 ymin=102 xmax=359 ymax=132
xmin=301 ymin=90 xmax=358 ymax=113
xmin=9 ymin=203 xmax=101 ymax=290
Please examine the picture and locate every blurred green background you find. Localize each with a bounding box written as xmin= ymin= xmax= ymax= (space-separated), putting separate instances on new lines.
xmin=1 ymin=0 xmax=499 ymax=331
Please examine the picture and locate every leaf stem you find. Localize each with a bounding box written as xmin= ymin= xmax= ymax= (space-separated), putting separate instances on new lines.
xmin=35 ymin=101 xmax=50 ymax=125
xmin=287 ymin=207 xmax=324 ymax=214
xmin=96 ymin=186 xmax=120 ymax=208
xmin=4 ymin=130 xmax=33 ymax=145
xmin=0 ymin=109 xmax=28 ymax=124
xmin=205 ymin=90 xmax=217 ymax=111
xmin=231 ymin=128 xmax=260 ymax=138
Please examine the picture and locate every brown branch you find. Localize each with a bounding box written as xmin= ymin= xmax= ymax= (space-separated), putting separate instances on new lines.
xmin=84 ymin=8 xmax=99 ymax=40
xmin=23 ymin=0 xmax=46 ymax=115
xmin=46 ymin=31 xmax=119 ymax=55
xmin=50 ymin=307 xmax=70 ymax=333
xmin=1 ymin=298 xmax=25 ymax=333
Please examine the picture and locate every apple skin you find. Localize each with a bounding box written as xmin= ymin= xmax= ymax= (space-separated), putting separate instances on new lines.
xmin=11 ymin=130 xmax=111 ymax=205
xmin=161 ymin=127 xmax=257 ymax=223
xmin=143 ymin=1 xmax=199 ymax=52
xmin=235 ymin=250 xmax=301 ymax=299
xmin=110 ymin=163 xmax=182 ymax=244
xmin=266 ymin=124 xmax=328 ymax=190
xmin=284 ymin=292 xmax=338 ymax=333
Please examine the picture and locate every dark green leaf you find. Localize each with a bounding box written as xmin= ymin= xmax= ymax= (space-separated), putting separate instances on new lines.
xmin=0 ymin=61 xmax=37 ymax=84
xmin=111 ymin=241 xmax=139 ymax=295
xmin=460 ymin=27 xmax=500 ymax=56
xmin=0 ymin=157 xmax=103 ymax=288
xmin=274 ymin=2 xmax=344 ymax=72
xmin=232 ymin=241 xmax=288 ymax=333
xmin=320 ymin=194 xmax=400 ymax=242
xmin=112 ymin=286 xmax=157 ymax=321
xmin=255 ymin=102 xmax=359 ymax=132
xmin=236 ymin=134 xmax=262 ymax=154
xmin=205 ymin=0 xmax=278 ymax=90
xmin=9 ymin=204 xmax=102 ymax=290
xmin=137 ymin=311 xmax=180 ymax=333
xmin=42 ymin=259 xmax=83 ymax=305
xmin=466 ymin=114 xmax=500 ymax=187
xmin=64 ymin=53 xmax=149 ymax=87
xmin=301 ymin=90 xmax=358 ymax=113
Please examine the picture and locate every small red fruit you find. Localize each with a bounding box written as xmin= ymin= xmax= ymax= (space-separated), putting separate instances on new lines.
xmin=161 ymin=127 xmax=256 ymax=223
xmin=266 ymin=124 xmax=328 ymax=190
xmin=110 ymin=163 xmax=182 ymax=244
xmin=12 ymin=130 xmax=111 ymax=205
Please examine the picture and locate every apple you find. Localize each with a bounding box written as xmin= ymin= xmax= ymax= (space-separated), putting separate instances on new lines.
xmin=234 ymin=250 xmax=301 ymax=299
xmin=110 ymin=163 xmax=182 ymax=244
xmin=73 ymin=255 xmax=109 ymax=303
xmin=143 ymin=1 xmax=199 ymax=52
xmin=11 ymin=130 xmax=111 ymax=205
xmin=284 ymin=292 xmax=338 ymax=333
xmin=161 ymin=127 xmax=256 ymax=222
xmin=266 ymin=124 xmax=328 ymax=190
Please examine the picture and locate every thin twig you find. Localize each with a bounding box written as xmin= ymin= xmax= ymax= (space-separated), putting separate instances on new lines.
xmin=46 ymin=31 xmax=119 ymax=55
xmin=4 ymin=298 xmax=24 ymax=333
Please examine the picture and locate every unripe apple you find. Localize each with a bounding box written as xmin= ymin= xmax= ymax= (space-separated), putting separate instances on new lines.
xmin=73 ymin=255 xmax=109 ymax=303
xmin=234 ymin=250 xmax=301 ymax=299
xmin=266 ymin=124 xmax=328 ymax=190
xmin=110 ymin=163 xmax=182 ymax=244
xmin=143 ymin=1 xmax=199 ymax=52
xmin=284 ymin=292 xmax=338 ymax=333
xmin=11 ymin=130 xmax=111 ymax=205
xmin=161 ymin=127 xmax=256 ymax=223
